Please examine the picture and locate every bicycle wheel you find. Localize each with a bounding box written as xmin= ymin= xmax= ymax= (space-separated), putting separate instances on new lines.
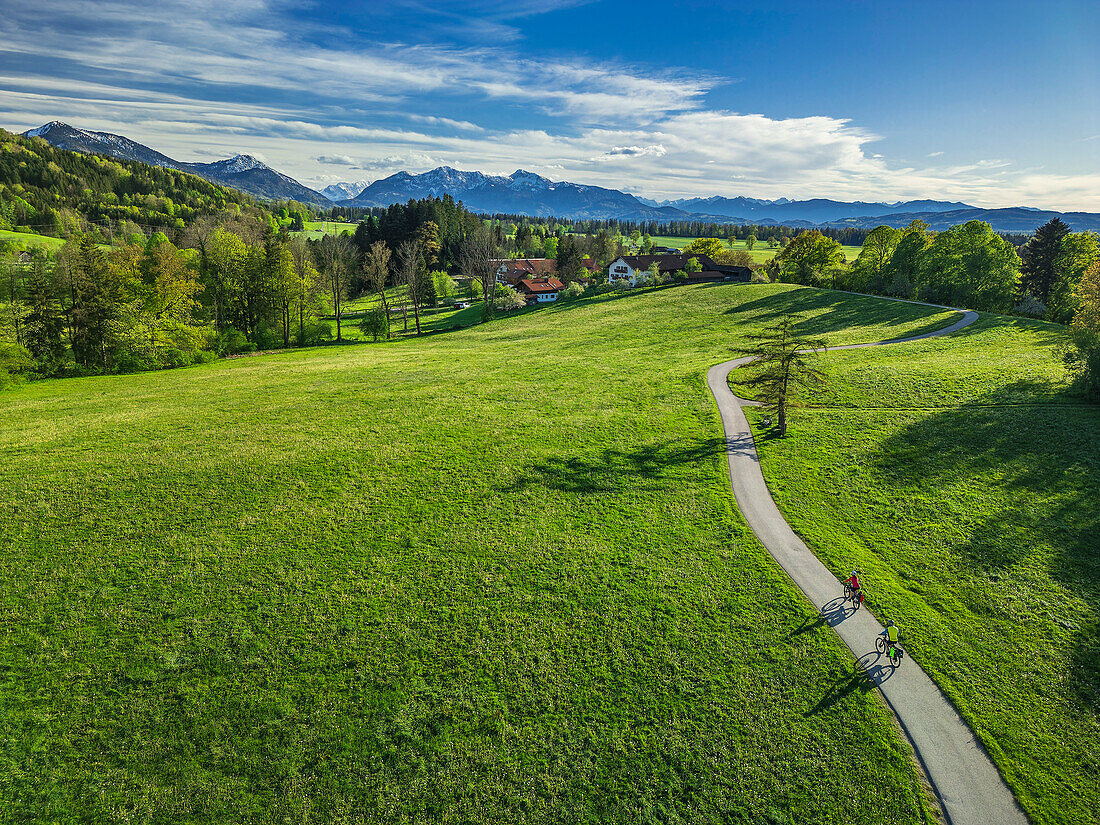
xmin=876 ymin=636 xmax=887 ymax=654
xmin=889 ymin=646 xmax=902 ymax=667
xmin=843 ymin=583 xmax=853 ymax=600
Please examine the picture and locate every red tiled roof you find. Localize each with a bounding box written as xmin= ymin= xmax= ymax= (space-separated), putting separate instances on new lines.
xmin=493 ymin=258 xmax=558 ymax=276
xmin=518 ymin=277 xmax=564 ymax=293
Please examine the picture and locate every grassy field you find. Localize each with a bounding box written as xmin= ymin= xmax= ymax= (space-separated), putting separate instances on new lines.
xmin=734 ymin=307 xmax=1099 ymax=825
xmin=297 ymin=220 xmax=358 ymax=241
xmin=329 ymin=289 xmax=485 ymax=341
xmin=0 ymin=228 xmax=67 ymax=249
xmin=0 ymin=284 xmax=962 ymax=823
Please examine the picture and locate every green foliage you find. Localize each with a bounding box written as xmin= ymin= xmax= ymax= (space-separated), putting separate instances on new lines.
xmin=0 ymin=284 xmax=956 ymax=823
xmin=684 ymin=256 xmax=703 ymax=273
xmin=358 ymin=303 xmax=390 ymax=342
xmin=915 ymin=220 xmax=1020 ymax=311
xmin=0 ymin=340 xmax=32 ymax=388
xmin=774 ymin=230 xmax=845 ymax=286
xmin=682 ymin=237 xmax=725 ymax=258
xmin=1019 ymin=217 xmax=1070 ymax=302
xmin=736 ymin=314 xmax=827 ymax=435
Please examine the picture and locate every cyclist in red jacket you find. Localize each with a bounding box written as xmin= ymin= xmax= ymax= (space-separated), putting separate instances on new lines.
xmin=845 ymin=570 xmax=864 ymax=606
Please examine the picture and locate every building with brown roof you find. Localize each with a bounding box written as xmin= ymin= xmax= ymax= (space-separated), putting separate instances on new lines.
xmin=493 ymin=258 xmax=558 ymax=286
xmin=516 ymin=276 xmax=565 ymax=303
xmin=608 ymin=254 xmax=751 ymax=286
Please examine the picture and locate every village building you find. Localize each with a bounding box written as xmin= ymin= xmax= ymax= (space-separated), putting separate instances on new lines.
xmin=516 ymin=276 xmax=564 ymax=303
xmin=607 ymin=254 xmax=752 ymax=287
xmin=492 ymin=258 xmax=557 ymax=287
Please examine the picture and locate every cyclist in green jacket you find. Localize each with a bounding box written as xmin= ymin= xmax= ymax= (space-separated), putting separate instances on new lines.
xmin=886 ymin=619 xmax=901 ymax=645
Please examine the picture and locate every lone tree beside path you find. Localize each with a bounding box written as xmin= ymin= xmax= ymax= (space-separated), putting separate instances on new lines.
xmin=736 ymin=314 xmax=827 ymax=436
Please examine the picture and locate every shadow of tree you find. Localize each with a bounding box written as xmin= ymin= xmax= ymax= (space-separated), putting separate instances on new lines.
xmin=502 ymin=438 xmax=729 ymax=495
xmin=874 ymin=385 xmax=1100 ymax=709
xmin=806 ymin=659 xmax=878 ymax=715
xmin=725 ymin=289 xmax=1068 ymax=350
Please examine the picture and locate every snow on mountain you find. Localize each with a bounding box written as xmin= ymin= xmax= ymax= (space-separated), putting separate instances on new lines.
xmin=321 ymin=180 xmax=370 ymax=201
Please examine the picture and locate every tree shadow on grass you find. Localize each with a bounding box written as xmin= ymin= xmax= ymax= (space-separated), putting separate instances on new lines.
xmin=874 ymin=385 xmax=1100 ymax=709
xmin=502 ymin=437 xmax=729 ymax=495
xmin=806 ymin=655 xmax=880 ymax=715
xmin=725 ymin=289 xmax=1069 ymax=349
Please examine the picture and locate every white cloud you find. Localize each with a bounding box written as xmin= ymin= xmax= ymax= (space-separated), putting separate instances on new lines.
xmin=316 ymin=154 xmax=358 ymax=166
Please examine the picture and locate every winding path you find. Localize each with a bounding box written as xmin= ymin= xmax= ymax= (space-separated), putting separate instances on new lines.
xmin=707 ymin=307 xmax=1029 ymax=825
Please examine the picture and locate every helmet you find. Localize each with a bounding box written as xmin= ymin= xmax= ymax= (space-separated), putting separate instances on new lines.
xmin=887 ymin=619 xmax=895 ymax=627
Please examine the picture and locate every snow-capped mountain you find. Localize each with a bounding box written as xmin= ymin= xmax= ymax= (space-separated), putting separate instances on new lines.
xmin=23 ymin=121 xmax=180 ymax=169
xmin=18 ymin=122 xmax=1100 ymax=231
xmin=344 ymin=166 xmax=694 ymax=220
xmin=321 ymin=180 xmax=370 ymax=201
xmin=22 ymin=122 xmax=330 ymax=207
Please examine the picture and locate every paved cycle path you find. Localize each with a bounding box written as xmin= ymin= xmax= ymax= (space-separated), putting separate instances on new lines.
xmin=707 ymin=307 xmax=1029 ymax=825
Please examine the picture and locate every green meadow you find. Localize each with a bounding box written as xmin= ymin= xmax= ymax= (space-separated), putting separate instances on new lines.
xmin=736 ymin=305 xmax=1100 ymax=825
xmin=298 ymin=220 xmax=359 ymax=240
xmin=0 ymin=284 xmax=961 ymax=824
xmin=0 ymin=228 xmax=68 ymax=249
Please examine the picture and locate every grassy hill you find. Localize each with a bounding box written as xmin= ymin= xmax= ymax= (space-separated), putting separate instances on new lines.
xmin=0 ymin=227 xmax=67 ymax=249
xmin=736 ymin=306 xmax=1099 ymax=825
xmin=0 ymin=284 xmax=958 ymax=823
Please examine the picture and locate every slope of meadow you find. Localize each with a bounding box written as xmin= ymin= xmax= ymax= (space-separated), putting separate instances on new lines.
xmin=2 ymin=284 xmax=962 ymax=823
xmin=739 ymin=312 xmax=1099 ymax=825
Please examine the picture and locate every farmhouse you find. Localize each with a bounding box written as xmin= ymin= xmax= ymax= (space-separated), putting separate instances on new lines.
xmin=516 ymin=276 xmax=564 ymax=303
xmin=608 ymin=254 xmax=752 ymax=286
xmin=493 ymin=258 xmax=557 ymax=286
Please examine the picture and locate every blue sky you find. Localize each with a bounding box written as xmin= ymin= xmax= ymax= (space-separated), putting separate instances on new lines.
xmin=0 ymin=0 xmax=1097 ymax=208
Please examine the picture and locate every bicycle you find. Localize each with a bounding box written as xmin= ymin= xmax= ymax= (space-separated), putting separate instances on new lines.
xmin=843 ymin=582 xmax=864 ymax=610
xmin=876 ymin=635 xmax=904 ymax=667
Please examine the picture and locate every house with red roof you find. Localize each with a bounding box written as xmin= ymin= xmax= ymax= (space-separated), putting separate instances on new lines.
xmin=493 ymin=258 xmax=558 ymax=287
xmin=516 ymin=276 xmax=565 ymax=303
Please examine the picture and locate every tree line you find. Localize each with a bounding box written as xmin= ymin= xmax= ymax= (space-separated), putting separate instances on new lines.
xmin=767 ymin=218 xmax=1100 ymax=399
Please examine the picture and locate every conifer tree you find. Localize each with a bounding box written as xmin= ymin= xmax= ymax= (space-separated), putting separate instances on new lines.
xmin=23 ymin=257 xmax=65 ymax=368
xmin=1020 ymin=217 xmax=1070 ymax=302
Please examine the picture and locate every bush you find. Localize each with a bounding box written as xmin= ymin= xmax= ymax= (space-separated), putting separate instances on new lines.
xmin=359 ymin=304 xmax=390 ymax=342
xmin=113 ymin=350 xmax=156 ymax=374
xmin=297 ymin=322 xmax=333 ymax=347
xmin=1063 ymin=330 xmax=1100 ymax=402
xmin=751 ymin=270 xmax=771 ymax=284
xmin=214 ymin=328 xmax=254 ymax=356
xmin=193 ymin=350 xmax=217 ymax=365
xmin=1015 ymin=296 xmax=1048 ymax=317
xmin=495 ymin=285 xmax=527 ymax=311
xmin=0 ymin=343 xmax=33 ymax=390
xmin=252 ymin=321 xmax=279 ymax=351
xmin=558 ymin=282 xmax=585 ymax=301
xmin=158 ymin=347 xmax=191 ymax=369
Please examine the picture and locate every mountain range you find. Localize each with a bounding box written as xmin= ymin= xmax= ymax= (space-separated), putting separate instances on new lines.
xmin=23 ymin=121 xmax=331 ymax=207
xmin=20 ymin=121 xmax=1100 ymax=232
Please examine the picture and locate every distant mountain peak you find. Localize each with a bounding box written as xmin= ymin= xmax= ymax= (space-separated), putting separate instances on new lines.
xmin=24 ymin=120 xmax=70 ymax=138
xmin=207 ymin=154 xmax=270 ymax=173
xmin=22 ymin=120 xmax=329 ymax=206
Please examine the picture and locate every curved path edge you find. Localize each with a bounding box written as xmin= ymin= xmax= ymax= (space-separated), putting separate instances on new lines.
xmin=706 ymin=306 xmax=1029 ymax=825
